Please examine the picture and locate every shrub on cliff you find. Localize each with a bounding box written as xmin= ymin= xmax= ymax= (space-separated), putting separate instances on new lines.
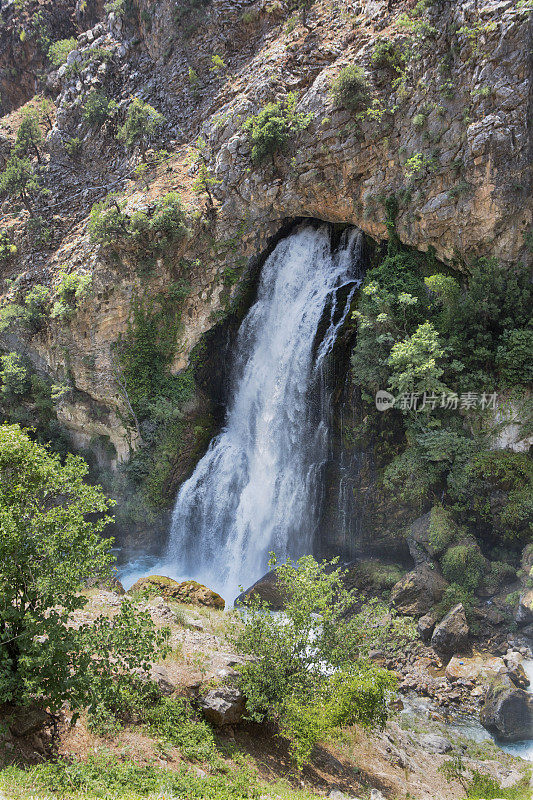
xmin=234 ymin=555 xmax=413 ymax=766
xmin=48 ymin=37 xmax=77 ymax=67
xmin=83 ymin=91 xmax=117 ymax=127
xmin=441 ymin=542 xmax=486 ymax=592
xmin=117 ymin=98 xmax=166 ymax=152
xmin=243 ymin=93 xmax=312 ymax=164
xmin=0 ymin=154 xmax=40 ymax=214
xmin=0 ymin=424 xmax=169 ymax=712
xmin=330 ymin=65 xmax=370 ymax=111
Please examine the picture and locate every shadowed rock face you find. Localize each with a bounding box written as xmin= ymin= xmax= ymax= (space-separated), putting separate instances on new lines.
xmin=390 ymin=565 xmax=448 ymax=616
xmin=430 ymin=603 xmax=469 ymax=655
xmin=481 ymin=678 xmax=533 ymax=742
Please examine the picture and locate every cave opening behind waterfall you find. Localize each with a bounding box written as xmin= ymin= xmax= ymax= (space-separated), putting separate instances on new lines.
xmin=120 ymin=222 xmax=374 ymax=603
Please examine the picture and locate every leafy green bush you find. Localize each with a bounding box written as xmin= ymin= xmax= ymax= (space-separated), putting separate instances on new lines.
xmin=428 ymin=504 xmax=458 ymax=555
xmin=243 ymin=93 xmax=312 ymax=164
xmin=496 ymin=328 xmax=533 ymax=387
xmin=0 ymin=425 xmax=169 ymax=712
xmin=234 ymin=555 xmax=413 ymax=766
xmin=0 ymin=352 xmax=30 ymax=397
xmin=14 ymin=112 xmax=42 ymax=161
xmin=450 ymin=450 xmax=532 ymax=543
xmin=82 ymin=91 xmax=117 ymax=127
xmin=0 ymin=154 xmax=40 ymax=212
xmin=441 ymin=542 xmax=486 ymax=592
xmin=89 ymin=191 xmax=189 ymax=260
xmin=388 ymin=321 xmax=447 ymax=398
xmin=51 ymin=270 xmax=92 ymax=322
xmin=48 ymin=36 xmax=77 ymax=67
xmin=22 ymin=284 xmax=51 ymax=332
xmin=64 ymin=136 xmax=82 ymax=159
xmin=371 ymin=37 xmax=405 ymax=71
xmin=330 ymin=65 xmax=370 ymax=111
xmin=0 ymin=230 xmax=17 ymax=262
xmin=117 ymin=97 xmax=165 ymax=150
xmin=435 ymin=583 xmax=475 ymax=621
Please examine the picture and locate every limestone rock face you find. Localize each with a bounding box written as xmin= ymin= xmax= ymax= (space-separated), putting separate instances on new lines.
xmin=431 ymin=604 xmax=469 ymax=655
xmin=390 ymin=565 xmax=448 ymax=616
xmin=199 ymin=687 xmax=245 ymax=726
xmin=128 ymin=575 xmax=225 ymax=609
xmin=480 ymin=678 xmax=533 ymax=742
xmin=516 ymin=589 xmax=533 ymax=625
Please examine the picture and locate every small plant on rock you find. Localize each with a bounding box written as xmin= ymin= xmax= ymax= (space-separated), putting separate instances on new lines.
xmin=117 ymin=98 xmax=166 ymax=152
xmin=243 ymin=92 xmax=312 ymax=165
xmin=330 ymin=65 xmax=370 ymax=112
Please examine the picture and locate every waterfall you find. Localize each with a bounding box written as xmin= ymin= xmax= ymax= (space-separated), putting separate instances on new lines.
xmin=165 ymin=225 xmax=363 ymax=602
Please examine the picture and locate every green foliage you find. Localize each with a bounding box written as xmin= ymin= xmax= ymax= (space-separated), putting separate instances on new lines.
xmin=64 ymin=136 xmax=82 ymax=159
xmin=51 ymin=270 xmax=92 ymax=322
xmin=89 ymin=191 xmax=189 ymax=260
xmin=330 ymin=65 xmax=370 ymax=111
xmin=0 ymin=154 xmax=40 ymax=211
xmin=1 ymin=753 xmax=269 ymax=800
xmin=14 ymin=112 xmax=42 ymax=160
xmin=0 ymin=352 xmax=30 ymax=397
xmin=388 ymin=321 xmax=447 ymax=398
xmin=446 ymin=258 xmax=531 ymax=392
xmin=370 ymin=37 xmax=405 ymax=71
xmin=450 ymin=450 xmax=532 ymax=543
xmin=117 ymin=97 xmax=165 ymax=150
xmin=496 ymin=328 xmax=533 ymax=387
xmin=435 ymin=583 xmax=475 ymax=622
xmin=82 ymin=91 xmax=117 ymax=127
xmin=22 ymin=284 xmax=51 ymax=332
xmin=117 ymin=296 xmax=178 ymax=414
xmin=173 ymin=0 xmax=210 ymax=37
xmin=48 ymin=36 xmax=77 ymax=67
xmin=243 ymin=93 xmax=312 ymax=164
xmin=235 ymin=555 xmax=412 ymax=766
xmin=428 ymin=504 xmax=459 ymax=555
xmin=0 ymin=425 xmax=126 ymax=711
xmin=464 ymin=769 xmax=530 ymax=800
xmin=441 ymin=542 xmax=486 ymax=592
xmin=210 ymin=54 xmax=226 ymax=72
xmin=0 ymin=230 xmax=17 ymax=262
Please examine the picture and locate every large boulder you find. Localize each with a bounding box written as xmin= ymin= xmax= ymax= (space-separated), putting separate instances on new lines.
xmin=129 ymin=576 xmax=224 ymax=609
xmin=480 ymin=677 xmax=533 ymax=741
xmin=405 ymin=512 xmax=433 ymax=566
xmin=445 ymin=654 xmax=506 ymax=683
xmin=417 ymin=611 xmax=437 ymax=643
xmin=199 ymin=687 xmax=245 ymax=726
xmin=235 ymin=569 xmax=286 ymax=609
xmin=431 ymin=604 xmax=469 ymax=655
xmin=516 ymin=589 xmax=533 ymax=625
xmin=390 ymin=565 xmax=448 ymax=616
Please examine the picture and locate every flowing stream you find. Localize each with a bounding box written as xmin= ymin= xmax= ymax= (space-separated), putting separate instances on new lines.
xmin=158 ymin=225 xmax=362 ymax=602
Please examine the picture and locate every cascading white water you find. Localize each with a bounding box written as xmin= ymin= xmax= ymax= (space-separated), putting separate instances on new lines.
xmin=163 ymin=225 xmax=363 ymax=602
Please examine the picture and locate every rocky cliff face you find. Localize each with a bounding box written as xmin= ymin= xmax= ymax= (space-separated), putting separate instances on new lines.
xmin=0 ymin=0 xmax=531 ymax=497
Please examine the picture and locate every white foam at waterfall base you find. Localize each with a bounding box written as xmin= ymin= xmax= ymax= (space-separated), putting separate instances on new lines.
xmin=142 ymin=225 xmax=362 ymax=604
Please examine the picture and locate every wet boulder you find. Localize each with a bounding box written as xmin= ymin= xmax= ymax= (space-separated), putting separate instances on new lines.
xmin=390 ymin=564 xmax=448 ymax=616
xmin=431 ymin=604 xmax=469 ymax=655
xmin=480 ymin=677 xmax=533 ymax=741
xmin=128 ymin=576 xmax=225 ymax=609
xmin=199 ymin=687 xmax=245 ymax=726
xmin=235 ymin=569 xmax=286 ymax=609
xmin=516 ymin=589 xmax=533 ymax=625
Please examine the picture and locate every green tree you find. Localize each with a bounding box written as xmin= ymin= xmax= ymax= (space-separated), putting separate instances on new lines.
xmin=388 ymin=321 xmax=448 ymax=399
xmin=0 ymin=154 xmax=40 ymax=214
xmin=0 ymin=425 xmax=168 ymax=712
xmin=83 ymin=91 xmax=117 ymax=127
xmin=48 ymin=37 xmax=77 ymax=67
xmin=14 ymin=112 xmax=43 ymax=163
xmin=330 ymin=65 xmax=370 ymax=111
xmin=117 ymin=98 xmax=165 ymax=152
xmin=234 ymin=555 xmax=413 ymax=766
xmin=243 ymin=93 xmax=312 ymax=164
xmin=0 ymin=353 xmax=29 ymax=397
